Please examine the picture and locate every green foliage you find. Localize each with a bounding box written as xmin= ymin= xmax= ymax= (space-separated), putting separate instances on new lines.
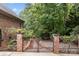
xmin=8 ymin=39 xmax=16 ymax=50
xmin=19 ymin=3 xmax=79 ymax=42
xmin=20 ymin=3 xmax=74 ymax=38
xmin=62 ymin=36 xmax=71 ymax=43
xmin=71 ymin=25 xmax=79 ymax=35
xmin=62 ymin=35 xmax=75 ymax=43
xmin=23 ymin=29 xmax=34 ymax=38
xmin=65 ymin=4 xmax=79 ymax=35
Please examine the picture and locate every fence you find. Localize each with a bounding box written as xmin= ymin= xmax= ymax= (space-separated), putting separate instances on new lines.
xmin=23 ymin=39 xmax=53 ymax=52
xmin=16 ymin=33 xmax=60 ymax=53
xmin=1 ymin=33 xmax=79 ymax=54
xmin=59 ymin=42 xmax=79 ymax=54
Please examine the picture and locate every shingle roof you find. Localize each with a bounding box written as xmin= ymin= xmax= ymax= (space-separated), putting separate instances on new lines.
xmin=0 ymin=4 xmax=24 ymax=23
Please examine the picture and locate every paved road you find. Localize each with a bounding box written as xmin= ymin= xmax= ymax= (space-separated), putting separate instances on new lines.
xmin=0 ymin=52 xmax=78 ymax=56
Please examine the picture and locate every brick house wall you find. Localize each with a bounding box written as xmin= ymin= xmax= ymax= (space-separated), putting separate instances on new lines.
xmin=0 ymin=14 xmax=22 ymax=28
xmin=0 ymin=13 xmax=23 ymax=48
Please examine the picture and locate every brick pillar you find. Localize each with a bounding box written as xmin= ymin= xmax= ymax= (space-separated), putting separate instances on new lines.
xmin=53 ymin=34 xmax=60 ymax=53
xmin=17 ymin=33 xmax=23 ymax=52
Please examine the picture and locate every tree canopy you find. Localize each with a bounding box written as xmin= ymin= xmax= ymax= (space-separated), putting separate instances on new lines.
xmin=20 ymin=3 xmax=79 ymax=39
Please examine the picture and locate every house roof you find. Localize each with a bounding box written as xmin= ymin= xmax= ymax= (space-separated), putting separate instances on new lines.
xmin=0 ymin=4 xmax=24 ymax=23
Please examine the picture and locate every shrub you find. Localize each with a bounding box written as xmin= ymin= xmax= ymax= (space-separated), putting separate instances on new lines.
xmin=62 ymin=36 xmax=71 ymax=43
xmin=7 ymin=39 xmax=16 ymax=50
xmin=71 ymin=25 xmax=79 ymax=35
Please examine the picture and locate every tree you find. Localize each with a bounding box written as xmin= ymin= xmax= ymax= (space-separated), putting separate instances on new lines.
xmin=20 ymin=3 xmax=74 ymax=39
xmin=65 ymin=4 xmax=79 ymax=35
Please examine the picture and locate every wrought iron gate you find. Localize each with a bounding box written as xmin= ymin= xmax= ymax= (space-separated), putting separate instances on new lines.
xmin=23 ymin=38 xmax=53 ymax=52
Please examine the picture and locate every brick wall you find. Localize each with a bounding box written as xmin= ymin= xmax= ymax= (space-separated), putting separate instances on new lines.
xmin=0 ymin=14 xmax=22 ymax=48
xmin=0 ymin=14 xmax=21 ymax=28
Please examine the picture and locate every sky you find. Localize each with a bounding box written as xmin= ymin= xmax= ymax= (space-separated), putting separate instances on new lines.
xmin=5 ymin=3 xmax=26 ymax=15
